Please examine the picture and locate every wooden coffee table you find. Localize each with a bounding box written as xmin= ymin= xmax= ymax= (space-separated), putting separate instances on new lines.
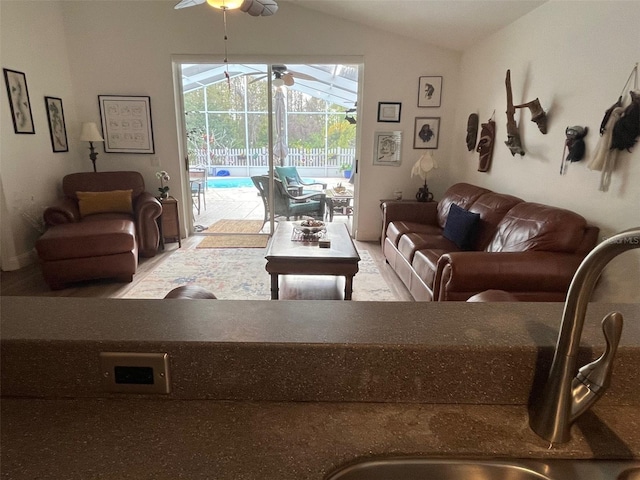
xmin=265 ymin=222 xmax=360 ymax=300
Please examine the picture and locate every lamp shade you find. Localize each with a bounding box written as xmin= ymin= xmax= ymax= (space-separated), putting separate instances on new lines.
xmin=411 ymin=152 xmax=437 ymax=180
xmin=80 ymin=122 xmax=104 ymax=142
xmin=206 ymin=0 xmax=244 ymax=9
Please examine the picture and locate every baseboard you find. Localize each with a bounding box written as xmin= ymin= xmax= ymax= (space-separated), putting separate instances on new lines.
xmin=1 ymin=248 xmax=37 ymax=272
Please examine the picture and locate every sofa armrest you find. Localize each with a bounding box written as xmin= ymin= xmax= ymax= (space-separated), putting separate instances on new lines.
xmin=43 ymin=198 xmax=80 ymax=226
xmin=133 ymin=192 xmax=163 ymax=258
xmin=435 ymin=251 xmax=584 ymax=301
xmin=381 ymin=201 xmax=438 ymax=236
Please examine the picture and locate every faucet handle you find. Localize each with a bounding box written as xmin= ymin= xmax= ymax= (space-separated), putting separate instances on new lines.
xmin=576 ymin=312 xmax=623 ymax=389
xmin=570 ymin=312 xmax=623 ymax=421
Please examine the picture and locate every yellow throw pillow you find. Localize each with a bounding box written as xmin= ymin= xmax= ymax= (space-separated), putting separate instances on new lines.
xmin=77 ymin=190 xmax=133 ymax=217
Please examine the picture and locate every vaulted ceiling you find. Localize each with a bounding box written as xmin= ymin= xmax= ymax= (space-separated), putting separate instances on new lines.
xmin=281 ymin=0 xmax=547 ymax=52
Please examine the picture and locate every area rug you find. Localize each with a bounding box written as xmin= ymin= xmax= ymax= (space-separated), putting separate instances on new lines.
xmin=208 ymin=219 xmax=264 ymax=233
xmin=197 ymin=235 xmax=269 ymax=249
xmin=121 ymin=249 xmax=398 ymax=301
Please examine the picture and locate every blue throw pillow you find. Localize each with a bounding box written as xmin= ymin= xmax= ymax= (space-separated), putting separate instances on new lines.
xmin=443 ymin=203 xmax=480 ymax=250
xmin=285 ymin=176 xmax=300 ymax=187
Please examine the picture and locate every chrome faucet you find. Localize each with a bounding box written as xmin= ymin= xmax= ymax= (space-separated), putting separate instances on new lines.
xmin=530 ymin=227 xmax=640 ymax=444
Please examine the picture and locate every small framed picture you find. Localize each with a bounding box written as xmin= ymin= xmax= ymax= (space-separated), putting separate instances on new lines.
xmin=414 ymin=117 xmax=440 ymax=149
xmin=377 ymin=102 xmax=401 ymax=122
xmin=3 ymin=68 xmax=35 ymax=134
xmin=99 ymin=95 xmax=155 ymax=154
xmin=44 ymin=96 xmax=69 ymax=152
xmin=417 ymin=76 xmax=442 ymax=107
xmin=373 ymin=131 xmax=402 ymax=166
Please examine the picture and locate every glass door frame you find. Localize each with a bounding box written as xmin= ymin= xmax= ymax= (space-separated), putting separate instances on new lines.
xmin=172 ymin=54 xmax=363 ymax=238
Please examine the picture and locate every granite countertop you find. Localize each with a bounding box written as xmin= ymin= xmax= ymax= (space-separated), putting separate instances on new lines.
xmin=2 ymin=298 xmax=640 ymax=478
xmin=2 ymin=399 xmax=639 ymax=480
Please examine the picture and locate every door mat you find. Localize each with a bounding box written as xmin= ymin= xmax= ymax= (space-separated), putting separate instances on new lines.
xmin=197 ymin=235 xmax=269 ymax=249
xmin=208 ymin=219 xmax=265 ymax=234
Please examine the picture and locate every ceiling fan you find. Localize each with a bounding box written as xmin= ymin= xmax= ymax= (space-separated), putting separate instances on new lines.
xmin=174 ymin=0 xmax=278 ymax=16
xmin=248 ymin=65 xmax=319 ymax=87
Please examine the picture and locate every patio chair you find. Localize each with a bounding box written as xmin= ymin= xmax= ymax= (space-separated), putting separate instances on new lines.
xmin=189 ymin=167 xmax=207 ymax=215
xmin=251 ymin=175 xmax=325 ymax=223
xmin=274 ymin=166 xmax=327 ymax=195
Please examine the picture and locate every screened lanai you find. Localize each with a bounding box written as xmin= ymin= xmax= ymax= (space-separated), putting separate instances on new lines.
xmin=180 ymin=63 xmax=359 ymax=179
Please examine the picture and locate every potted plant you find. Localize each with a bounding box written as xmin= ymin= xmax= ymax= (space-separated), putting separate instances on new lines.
xmin=339 ymin=162 xmax=352 ymax=179
xmin=156 ymin=170 xmax=171 ymax=200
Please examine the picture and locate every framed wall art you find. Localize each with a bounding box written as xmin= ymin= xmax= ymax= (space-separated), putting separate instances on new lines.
xmin=417 ymin=76 xmax=442 ymax=107
xmin=414 ymin=117 xmax=440 ymax=149
xmin=3 ymin=68 xmax=35 ymax=134
xmin=373 ymin=131 xmax=402 ymax=166
xmin=44 ymin=96 xmax=68 ymax=152
xmin=98 ymin=95 xmax=155 ymax=153
xmin=377 ymin=102 xmax=401 ymax=122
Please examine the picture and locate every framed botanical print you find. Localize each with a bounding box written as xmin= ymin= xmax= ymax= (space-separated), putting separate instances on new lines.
xmin=373 ymin=131 xmax=402 ymax=166
xmin=3 ymin=68 xmax=35 ymax=134
xmin=44 ymin=96 xmax=69 ymax=152
xmin=377 ymin=102 xmax=401 ymax=122
xmin=98 ymin=95 xmax=155 ymax=153
xmin=417 ymin=76 xmax=442 ymax=107
xmin=414 ymin=117 xmax=440 ymax=149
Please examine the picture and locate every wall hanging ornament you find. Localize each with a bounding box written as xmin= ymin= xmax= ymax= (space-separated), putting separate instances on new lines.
xmin=515 ymin=97 xmax=548 ymax=134
xmin=588 ymin=63 xmax=639 ymax=192
xmin=466 ymin=113 xmax=479 ymax=151
xmin=504 ymin=69 xmax=525 ymax=156
xmin=476 ymin=113 xmax=496 ymax=173
xmin=560 ymin=126 xmax=588 ymax=175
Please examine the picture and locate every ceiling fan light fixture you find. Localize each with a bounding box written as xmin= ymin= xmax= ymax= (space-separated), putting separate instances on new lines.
xmin=273 ymin=77 xmax=285 ymax=87
xmin=206 ymin=0 xmax=244 ymax=10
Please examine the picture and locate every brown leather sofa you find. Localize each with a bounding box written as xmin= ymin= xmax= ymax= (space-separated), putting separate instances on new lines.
xmin=382 ymin=183 xmax=599 ymax=302
xmin=36 ymin=171 xmax=162 ymax=289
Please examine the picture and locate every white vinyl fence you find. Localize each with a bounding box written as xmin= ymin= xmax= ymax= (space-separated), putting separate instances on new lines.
xmin=191 ymin=147 xmax=355 ymax=177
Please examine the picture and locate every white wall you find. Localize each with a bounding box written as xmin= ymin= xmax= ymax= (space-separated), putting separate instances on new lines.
xmin=451 ymin=1 xmax=640 ymax=302
xmin=0 ymin=0 xmax=85 ymax=270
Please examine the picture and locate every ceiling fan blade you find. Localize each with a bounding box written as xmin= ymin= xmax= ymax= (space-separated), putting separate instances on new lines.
xmin=288 ymin=69 xmax=319 ymax=82
xmin=283 ymin=73 xmax=295 ymax=86
xmin=240 ymin=0 xmax=278 ymax=16
xmin=174 ymin=0 xmax=205 ymax=9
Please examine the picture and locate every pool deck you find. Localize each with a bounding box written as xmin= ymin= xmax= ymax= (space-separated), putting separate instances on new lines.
xmin=191 ymin=177 xmax=350 ymax=234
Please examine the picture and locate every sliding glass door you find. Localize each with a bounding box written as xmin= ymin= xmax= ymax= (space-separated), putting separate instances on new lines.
xmin=178 ymin=62 xmax=359 ymax=236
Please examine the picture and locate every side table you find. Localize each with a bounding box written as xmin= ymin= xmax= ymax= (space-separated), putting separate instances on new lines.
xmin=159 ymin=196 xmax=181 ymax=249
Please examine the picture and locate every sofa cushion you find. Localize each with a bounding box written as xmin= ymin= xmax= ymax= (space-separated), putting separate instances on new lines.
xmin=399 ymin=232 xmax=458 ymax=262
xmin=77 ymin=190 xmax=133 ymax=217
xmin=468 ymin=192 xmax=523 ymax=250
xmin=488 ymin=202 xmax=588 ymax=253
xmin=36 ymin=220 xmax=137 ymax=261
xmin=436 ymin=183 xmax=491 ymax=228
xmin=443 ymin=204 xmax=480 ymax=250
xmin=387 ymin=221 xmax=441 ymax=247
xmin=412 ymin=249 xmax=445 ymax=289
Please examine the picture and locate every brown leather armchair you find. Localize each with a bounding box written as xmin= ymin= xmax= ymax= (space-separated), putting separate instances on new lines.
xmin=43 ymin=171 xmax=162 ymax=257
xmin=36 ymin=172 xmax=162 ymax=290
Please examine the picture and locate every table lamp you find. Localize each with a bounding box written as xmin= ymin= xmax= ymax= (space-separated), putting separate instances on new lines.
xmin=80 ymin=122 xmax=104 ymax=172
xmin=411 ymin=152 xmax=437 ymax=202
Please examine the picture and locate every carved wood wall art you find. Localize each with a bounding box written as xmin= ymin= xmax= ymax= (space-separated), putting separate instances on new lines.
xmin=515 ymin=98 xmax=548 ymax=134
xmin=504 ymin=69 xmax=525 ymax=156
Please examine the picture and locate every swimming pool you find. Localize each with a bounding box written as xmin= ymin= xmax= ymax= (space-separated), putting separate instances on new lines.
xmin=207 ymin=177 xmax=255 ymax=189
xmin=207 ymin=177 xmax=321 ymax=188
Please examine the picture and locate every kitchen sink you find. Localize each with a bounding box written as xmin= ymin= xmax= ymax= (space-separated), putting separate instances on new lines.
xmin=325 ymin=458 xmax=640 ymax=480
